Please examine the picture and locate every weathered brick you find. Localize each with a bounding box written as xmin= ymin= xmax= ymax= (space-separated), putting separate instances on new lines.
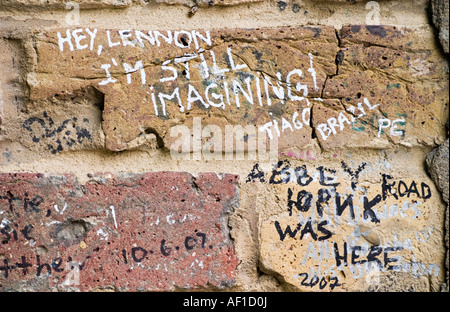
xmin=0 ymin=172 xmax=239 ymax=291
xmin=0 ymin=0 xmax=132 ymax=9
xmin=0 ymin=0 xmax=448 ymax=295
xmin=19 ymin=25 xmax=446 ymax=156
xmin=29 ymin=27 xmax=338 ymax=153
xmin=19 ymin=86 xmax=106 ymax=155
xmin=431 ymin=0 xmax=449 ymax=54
xmin=254 ymin=159 xmax=446 ymax=291
xmin=318 ymin=25 xmax=448 ymax=149
xmin=1 ymin=0 xmax=265 ymax=9
xmin=153 ymin=0 xmax=264 ymax=6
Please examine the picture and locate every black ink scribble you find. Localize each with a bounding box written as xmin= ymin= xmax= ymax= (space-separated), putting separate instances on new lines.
xmin=22 ymin=111 xmax=92 ymax=154
xmin=340 ymin=161 xmax=367 ymax=189
xmin=245 ymin=163 xmax=266 ymax=183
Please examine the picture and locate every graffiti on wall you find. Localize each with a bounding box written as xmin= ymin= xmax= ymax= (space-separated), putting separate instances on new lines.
xmin=0 ymin=172 xmax=239 ymax=291
xmin=22 ymin=111 xmax=92 ymax=154
xmin=26 ymin=26 xmax=423 ymax=152
xmin=246 ymin=160 xmax=441 ymax=290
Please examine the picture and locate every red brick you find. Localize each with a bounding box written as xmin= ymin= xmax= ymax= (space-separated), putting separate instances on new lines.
xmin=0 ymin=172 xmax=239 ymax=291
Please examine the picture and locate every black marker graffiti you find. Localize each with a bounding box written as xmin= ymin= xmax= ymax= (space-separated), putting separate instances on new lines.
xmin=297 ymin=272 xmax=341 ymax=290
xmin=0 ymin=254 xmax=90 ymax=279
xmin=245 ymin=163 xmax=266 ymax=183
xmin=382 ymin=174 xmax=431 ymax=200
xmin=0 ymin=223 xmax=34 ymax=244
xmin=246 ymin=163 xmax=432 ymax=226
xmin=22 ymin=111 xmax=92 ymax=154
xmin=123 ymin=231 xmax=211 ymax=264
xmin=333 ymin=242 xmax=403 ymax=272
xmin=274 ymin=219 xmax=332 ymax=241
xmin=245 ymin=162 xmax=437 ymax=286
xmin=267 ymin=160 xmax=340 ymax=187
xmin=0 ymin=192 xmax=43 ymax=214
xmin=340 ymin=161 xmax=367 ymax=189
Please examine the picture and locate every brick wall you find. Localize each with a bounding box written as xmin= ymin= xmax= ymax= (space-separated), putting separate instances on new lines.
xmin=0 ymin=0 xmax=448 ymax=292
